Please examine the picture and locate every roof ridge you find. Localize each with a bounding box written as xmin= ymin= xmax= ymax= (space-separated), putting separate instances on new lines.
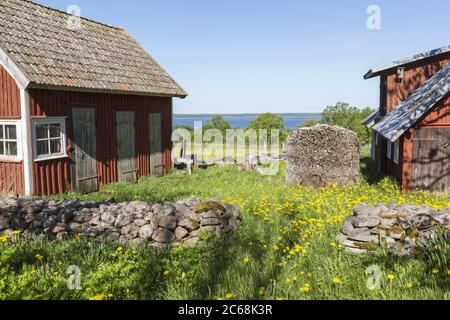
xmin=20 ymin=0 xmax=124 ymax=31
xmin=364 ymin=44 xmax=450 ymax=79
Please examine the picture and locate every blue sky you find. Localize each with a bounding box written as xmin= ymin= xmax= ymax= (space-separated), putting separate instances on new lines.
xmin=35 ymin=0 xmax=450 ymax=114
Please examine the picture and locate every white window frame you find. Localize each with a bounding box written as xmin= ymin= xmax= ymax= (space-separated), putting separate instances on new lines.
xmin=32 ymin=118 xmax=67 ymax=162
xmin=387 ymin=141 xmax=392 ymax=160
xmin=0 ymin=120 xmax=22 ymax=162
xmin=393 ymin=139 xmax=400 ymax=164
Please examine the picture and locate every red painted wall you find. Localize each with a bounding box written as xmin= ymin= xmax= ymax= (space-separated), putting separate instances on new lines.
xmin=0 ymin=64 xmax=24 ymax=195
xmin=376 ymin=52 xmax=450 ymax=189
xmin=402 ymin=94 xmax=450 ymax=191
xmin=28 ymin=89 xmax=173 ymax=195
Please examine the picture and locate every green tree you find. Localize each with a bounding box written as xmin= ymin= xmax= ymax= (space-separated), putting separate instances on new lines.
xmin=321 ymin=102 xmax=374 ymax=145
xmin=203 ymin=115 xmax=231 ymax=135
xmin=248 ymin=113 xmax=287 ymax=142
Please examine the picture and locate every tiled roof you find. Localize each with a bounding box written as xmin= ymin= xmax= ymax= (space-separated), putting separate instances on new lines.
xmin=364 ymin=45 xmax=450 ymax=79
xmin=372 ymin=62 xmax=450 ymax=142
xmin=0 ymin=0 xmax=187 ymax=97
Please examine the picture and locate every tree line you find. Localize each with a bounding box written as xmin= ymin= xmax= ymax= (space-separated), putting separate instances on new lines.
xmin=174 ymin=102 xmax=375 ymax=145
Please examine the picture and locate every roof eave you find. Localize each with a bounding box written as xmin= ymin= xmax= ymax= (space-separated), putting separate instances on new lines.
xmin=27 ymin=83 xmax=189 ymax=99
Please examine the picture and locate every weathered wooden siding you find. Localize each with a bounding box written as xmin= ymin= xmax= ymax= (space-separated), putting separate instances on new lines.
xmin=385 ymin=53 xmax=450 ymax=113
xmin=0 ymin=64 xmax=24 ymax=195
xmin=402 ymin=95 xmax=450 ymax=191
xmin=28 ymin=89 xmax=173 ymax=195
xmin=375 ymin=53 xmax=450 ymax=191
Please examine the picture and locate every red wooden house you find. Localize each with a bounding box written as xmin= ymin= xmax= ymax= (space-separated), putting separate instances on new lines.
xmin=364 ymin=45 xmax=450 ymax=192
xmin=0 ymin=0 xmax=187 ymax=196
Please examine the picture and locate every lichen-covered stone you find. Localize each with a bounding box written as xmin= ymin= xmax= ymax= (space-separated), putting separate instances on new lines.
xmin=0 ymin=197 xmax=242 ymax=248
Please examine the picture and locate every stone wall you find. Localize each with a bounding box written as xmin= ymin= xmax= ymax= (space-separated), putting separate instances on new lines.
xmin=286 ymin=125 xmax=360 ymax=187
xmin=0 ymin=197 xmax=242 ymax=248
xmin=337 ymin=203 xmax=450 ymax=256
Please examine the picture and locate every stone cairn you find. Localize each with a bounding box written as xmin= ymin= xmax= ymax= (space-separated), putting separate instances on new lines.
xmin=0 ymin=197 xmax=242 ymax=248
xmin=286 ymin=125 xmax=360 ymax=187
xmin=337 ymin=203 xmax=450 ymax=256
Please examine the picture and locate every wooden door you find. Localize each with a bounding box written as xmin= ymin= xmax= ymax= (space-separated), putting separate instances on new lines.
xmin=149 ymin=113 xmax=164 ymax=176
xmin=412 ymin=128 xmax=450 ymax=193
xmin=116 ymin=111 xmax=137 ymax=182
xmin=72 ymin=108 xmax=98 ymax=193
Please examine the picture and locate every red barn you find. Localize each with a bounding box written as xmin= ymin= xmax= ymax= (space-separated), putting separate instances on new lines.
xmin=0 ymin=0 xmax=187 ymax=196
xmin=364 ymin=45 xmax=450 ymax=193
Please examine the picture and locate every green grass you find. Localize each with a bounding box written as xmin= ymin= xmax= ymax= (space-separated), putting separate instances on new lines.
xmin=1 ymin=157 xmax=450 ymax=300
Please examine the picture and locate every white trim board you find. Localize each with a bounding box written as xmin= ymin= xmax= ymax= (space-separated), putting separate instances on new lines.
xmin=0 ymin=47 xmax=30 ymax=90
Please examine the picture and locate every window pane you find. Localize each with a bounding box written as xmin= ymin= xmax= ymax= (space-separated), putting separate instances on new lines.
xmin=6 ymin=142 xmax=17 ymax=156
xmin=0 ymin=125 xmax=3 ymax=140
xmin=37 ymin=140 xmax=49 ymax=156
xmin=0 ymin=141 xmax=4 ymax=155
xmin=49 ymin=124 xmax=62 ymax=138
xmin=50 ymin=138 xmax=62 ymax=154
xmin=5 ymin=125 xmax=17 ymax=140
xmin=36 ymin=124 xmax=49 ymax=139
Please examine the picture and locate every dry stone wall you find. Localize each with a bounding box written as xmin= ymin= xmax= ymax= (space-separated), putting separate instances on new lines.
xmin=0 ymin=197 xmax=242 ymax=248
xmin=337 ymin=203 xmax=450 ymax=256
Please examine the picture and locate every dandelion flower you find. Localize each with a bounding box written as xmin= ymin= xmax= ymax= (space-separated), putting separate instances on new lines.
xmin=226 ymin=293 xmax=233 ymax=299
xmin=332 ymin=277 xmax=341 ymax=284
xmin=12 ymin=230 xmax=21 ymax=235
xmin=243 ymin=257 xmax=250 ymax=264
xmin=432 ymin=268 xmax=439 ymax=274
xmin=387 ymin=274 xmax=395 ymax=280
xmin=258 ymin=287 xmax=265 ymax=296
xmin=116 ymin=246 xmax=123 ymax=252
xmin=406 ymin=283 xmax=413 ymax=289
xmin=163 ymin=270 xmax=170 ymax=277
xmin=35 ymin=254 xmax=44 ymax=260
xmin=300 ymin=286 xmax=310 ymax=293
xmin=89 ymin=294 xmax=105 ymax=301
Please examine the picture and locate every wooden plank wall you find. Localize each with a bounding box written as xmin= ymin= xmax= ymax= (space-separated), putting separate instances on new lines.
xmin=28 ymin=89 xmax=173 ymax=195
xmin=0 ymin=64 xmax=24 ymax=195
xmin=376 ymin=52 xmax=450 ymax=188
xmin=402 ymin=95 xmax=450 ymax=191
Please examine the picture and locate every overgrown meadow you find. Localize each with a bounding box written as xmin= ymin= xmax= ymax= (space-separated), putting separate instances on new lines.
xmin=1 ymin=157 xmax=450 ymax=300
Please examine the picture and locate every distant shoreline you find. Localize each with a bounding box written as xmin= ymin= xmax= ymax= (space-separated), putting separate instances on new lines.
xmin=174 ymin=113 xmax=322 ymax=118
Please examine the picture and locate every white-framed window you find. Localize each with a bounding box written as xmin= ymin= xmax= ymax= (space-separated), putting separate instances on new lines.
xmin=0 ymin=120 xmax=22 ymax=161
xmin=387 ymin=141 xmax=392 ymax=160
xmin=393 ymin=139 xmax=400 ymax=164
xmin=32 ymin=118 xmax=67 ymax=161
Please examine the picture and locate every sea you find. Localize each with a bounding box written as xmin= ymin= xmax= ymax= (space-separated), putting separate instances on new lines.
xmin=173 ymin=114 xmax=322 ymax=130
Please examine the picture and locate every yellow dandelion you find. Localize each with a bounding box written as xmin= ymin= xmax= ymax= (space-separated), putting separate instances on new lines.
xmin=258 ymin=287 xmax=265 ymax=296
xmin=89 ymin=294 xmax=105 ymax=301
xmin=163 ymin=270 xmax=170 ymax=277
xmin=35 ymin=254 xmax=44 ymax=260
xmin=226 ymin=293 xmax=233 ymax=299
xmin=432 ymin=268 xmax=439 ymax=274
xmin=12 ymin=230 xmax=21 ymax=235
xmin=332 ymin=277 xmax=341 ymax=284
xmin=300 ymin=286 xmax=310 ymax=293
xmin=406 ymin=283 xmax=413 ymax=289
xmin=116 ymin=246 xmax=123 ymax=252
xmin=387 ymin=274 xmax=395 ymax=280
xmin=243 ymin=257 xmax=250 ymax=264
